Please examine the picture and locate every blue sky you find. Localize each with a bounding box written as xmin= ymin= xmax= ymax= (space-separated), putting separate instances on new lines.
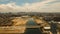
xmin=0 ymin=0 xmax=44 ymax=5
xmin=0 ymin=0 xmax=60 ymax=13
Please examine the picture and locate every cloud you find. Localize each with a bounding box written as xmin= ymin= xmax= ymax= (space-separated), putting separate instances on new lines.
xmin=40 ymin=2 xmax=60 ymax=13
xmin=0 ymin=0 xmax=60 ymax=13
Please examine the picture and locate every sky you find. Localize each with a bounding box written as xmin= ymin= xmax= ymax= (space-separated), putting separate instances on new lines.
xmin=0 ymin=0 xmax=60 ymax=13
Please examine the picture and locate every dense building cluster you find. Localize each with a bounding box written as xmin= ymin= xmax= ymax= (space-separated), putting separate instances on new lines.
xmin=0 ymin=12 xmax=60 ymax=34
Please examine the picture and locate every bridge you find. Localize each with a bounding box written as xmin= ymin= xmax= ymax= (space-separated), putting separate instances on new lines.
xmin=0 ymin=26 xmax=42 ymax=33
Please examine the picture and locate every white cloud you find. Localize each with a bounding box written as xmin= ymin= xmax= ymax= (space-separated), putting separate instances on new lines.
xmin=0 ymin=0 xmax=60 ymax=13
xmin=40 ymin=2 xmax=60 ymax=13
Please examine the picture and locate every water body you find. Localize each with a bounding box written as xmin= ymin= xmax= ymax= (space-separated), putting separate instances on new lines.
xmin=24 ymin=18 xmax=43 ymax=34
